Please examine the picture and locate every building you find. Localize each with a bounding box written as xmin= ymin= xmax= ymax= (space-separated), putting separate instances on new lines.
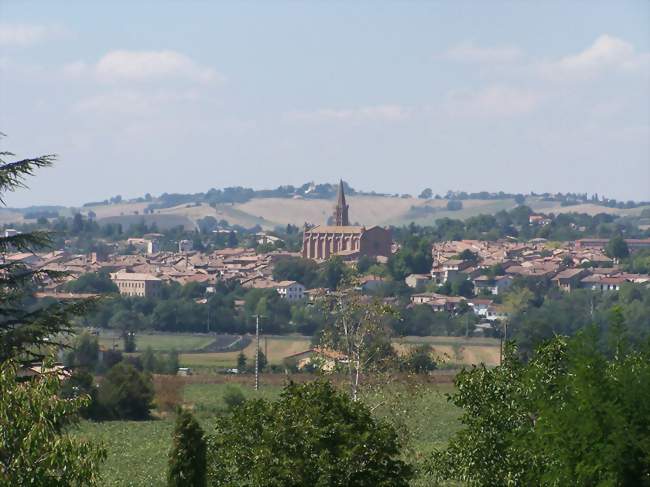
xmin=111 ymin=271 xmax=162 ymax=298
xmin=472 ymin=275 xmax=513 ymax=295
xmin=553 ymin=268 xmax=589 ymax=292
xmin=575 ymin=238 xmax=650 ymax=253
xmin=178 ymin=239 xmax=194 ymax=253
xmin=274 ymin=280 xmax=305 ymax=301
xmin=301 ymin=180 xmax=392 ymax=260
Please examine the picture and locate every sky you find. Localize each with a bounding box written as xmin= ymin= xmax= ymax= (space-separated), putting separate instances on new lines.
xmin=0 ymin=1 xmax=648 ymax=207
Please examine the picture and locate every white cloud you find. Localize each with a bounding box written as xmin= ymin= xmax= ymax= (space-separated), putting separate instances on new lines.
xmin=64 ymin=50 xmax=223 ymax=84
xmin=539 ymin=35 xmax=649 ymax=80
xmin=0 ymin=23 xmax=66 ymax=46
xmin=446 ymin=85 xmax=541 ymax=117
xmin=287 ymin=105 xmax=410 ymax=123
xmin=444 ymin=41 xmax=522 ymax=63
xmin=73 ymin=89 xmax=204 ymax=116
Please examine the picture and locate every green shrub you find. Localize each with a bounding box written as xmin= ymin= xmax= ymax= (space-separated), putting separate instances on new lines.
xmin=98 ymin=362 xmax=154 ymax=420
xmin=208 ymin=381 xmax=412 ymax=486
xmin=222 ymin=385 xmax=246 ymax=411
xmin=168 ymin=408 xmax=206 ymax=487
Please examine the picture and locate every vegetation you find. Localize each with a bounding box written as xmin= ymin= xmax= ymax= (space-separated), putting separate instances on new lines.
xmin=208 ymin=381 xmax=413 ymax=486
xmin=0 ymin=359 xmax=106 ymax=485
xmin=430 ymin=326 xmax=650 ymax=485
xmin=168 ymin=409 xmax=207 ymax=487
xmin=97 ymin=363 xmax=154 ymax=420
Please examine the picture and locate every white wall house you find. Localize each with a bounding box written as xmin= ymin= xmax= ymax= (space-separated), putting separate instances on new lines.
xmin=275 ymin=280 xmax=305 ymax=301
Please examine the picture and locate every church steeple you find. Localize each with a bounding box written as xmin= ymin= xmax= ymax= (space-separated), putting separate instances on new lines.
xmin=333 ymin=179 xmax=350 ymax=226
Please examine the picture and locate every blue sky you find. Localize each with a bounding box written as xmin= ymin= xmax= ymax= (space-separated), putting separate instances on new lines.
xmin=1 ymin=1 xmax=648 ymax=206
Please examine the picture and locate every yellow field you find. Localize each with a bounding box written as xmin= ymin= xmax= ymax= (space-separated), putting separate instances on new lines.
xmin=180 ymin=335 xmax=312 ymax=369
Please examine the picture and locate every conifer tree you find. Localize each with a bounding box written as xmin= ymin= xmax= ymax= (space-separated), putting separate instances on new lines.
xmin=168 ymin=408 xmax=207 ymax=487
xmin=0 ymin=137 xmax=93 ymax=363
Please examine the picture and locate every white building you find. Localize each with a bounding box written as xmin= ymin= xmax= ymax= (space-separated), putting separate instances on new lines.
xmin=274 ymin=280 xmax=305 ymax=301
xmin=178 ymin=239 xmax=194 ymax=253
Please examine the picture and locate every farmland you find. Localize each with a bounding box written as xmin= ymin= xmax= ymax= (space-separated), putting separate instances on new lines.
xmin=8 ymin=194 xmax=648 ymax=230
xmin=99 ymin=331 xmax=500 ymax=371
xmin=75 ymin=376 xmax=461 ymax=486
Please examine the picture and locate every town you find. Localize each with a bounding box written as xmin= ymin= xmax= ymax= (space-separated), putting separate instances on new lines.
xmin=4 ymin=180 xmax=650 ymax=355
xmin=2 ymin=2 xmax=649 ymax=485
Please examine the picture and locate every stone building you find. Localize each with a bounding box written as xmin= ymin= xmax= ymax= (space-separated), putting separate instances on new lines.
xmin=302 ymin=181 xmax=391 ymax=260
xmin=111 ymin=271 xmax=162 ymax=298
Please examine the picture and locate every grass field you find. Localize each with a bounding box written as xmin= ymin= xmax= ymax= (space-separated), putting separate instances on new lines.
xmin=97 ymin=331 xmax=499 ymax=370
xmin=75 ymin=376 xmax=461 ymax=486
xmin=179 ymin=335 xmax=312 ymax=370
xmin=98 ymin=333 xmax=216 ymax=352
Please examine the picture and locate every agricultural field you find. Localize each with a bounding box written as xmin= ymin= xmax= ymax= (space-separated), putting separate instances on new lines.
xmin=179 ymin=335 xmax=312 ymax=371
xmin=97 ymin=332 xmax=217 ymax=353
xmin=99 ymin=331 xmax=499 ymax=371
xmin=74 ymin=376 xmax=461 ymax=486
xmin=6 ymin=194 xmax=648 ymax=229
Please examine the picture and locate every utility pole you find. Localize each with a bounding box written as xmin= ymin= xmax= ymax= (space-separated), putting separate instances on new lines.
xmin=206 ymin=286 xmax=215 ymax=334
xmin=254 ymin=315 xmax=262 ymax=391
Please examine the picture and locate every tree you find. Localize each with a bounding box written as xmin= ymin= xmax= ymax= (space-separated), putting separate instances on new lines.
xmin=446 ymin=200 xmax=463 ymax=211
xmin=208 ymin=381 xmax=412 ymax=486
xmin=605 ymin=235 xmax=630 ymax=260
xmin=236 ymin=351 xmax=247 ymax=371
xmin=401 ymin=344 xmax=437 ymax=373
xmin=319 ymin=291 xmax=396 ymax=401
xmin=0 ymin=143 xmax=94 ymax=364
xmin=222 ymin=385 xmax=246 ymax=411
xmin=451 ymin=279 xmax=474 ymax=298
xmin=70 ymin=331 xmax=100 ymax=370
xmin=429 ymin=328 xmax=650 ymax=485
xmin=0 ymin=359 xmax=105 ymax=485
xmin=97 ymin=362 xmax=154 ymax=420
xmin=65 ymin=272 xmax=118 ymax=294
xmin=168 ymin=408 xmax=207 ymax=487
xmin=418 ymin=188 xmax=433 ymax=199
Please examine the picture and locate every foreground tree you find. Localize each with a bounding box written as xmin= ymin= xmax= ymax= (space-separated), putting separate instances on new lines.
xmin=208 ymin=381 xmax=412 ymax=486
xmin=0 ymin=142 xmax=92 ymax=363
xmin=168 ymin=408 xmax=206 ymax=487
xmin=97 ymin=362 xmax=154 ymax=420
xmin=319 ymin=290 xmax=396 ymax=400
xmin=429 ymin=327 xmax=650 ymax=485
xmin=0 ymin=359 xmax=105 ymax=485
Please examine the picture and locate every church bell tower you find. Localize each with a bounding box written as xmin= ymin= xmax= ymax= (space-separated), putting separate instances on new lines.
xmin=333 ymin=179 xmax=350 ymax=226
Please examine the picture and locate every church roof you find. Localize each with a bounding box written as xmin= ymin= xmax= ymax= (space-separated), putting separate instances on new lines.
xmin=305 ymin=225 xmax=365 ymax=234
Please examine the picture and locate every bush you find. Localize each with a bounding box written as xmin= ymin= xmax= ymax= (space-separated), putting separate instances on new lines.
xmin=97 ymin=363 xmax=154 ymax=420
xmin=446 ymin=200 xmax=463 ymax=211
xmin=0 ymin=359 xmax=106 ymax=484
xmin=208 ymin=381 xmax=412 ymax=486
xmin=222 ymin=385 xmax=246 ymax=411
xmin=168 ymin=408 xmax=207 ymax=487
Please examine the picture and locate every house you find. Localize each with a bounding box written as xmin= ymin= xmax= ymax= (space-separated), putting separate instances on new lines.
xmin=274 ymin=280 xmax=305 ymax=301
xmin=411 ymin=292 xmax=438 ymax=305
xmin=405 ymin=273 xmax=431 ymax=289
xmin=580 ymin=274 xmax=628 ymax=292
xmin=284 ymin=347 xmax=347 ymax=372
xmin=467 ymin=298 xmax=494 ymax=318
xmin=553 ymin=268 xmax=589 ymax=292
xmin=575 ymin=238 xmax=650 ymax=253
xmin=111 ymin=271 xmax=162 ymax=298
xmin=178 ymin=239 xmax=194 ymax=253
xmin=431 ymin=259 xmax=471 ymax=284
xmin=472 ymin=275 xmax=513 ymax=295
xmin=485 ymin=305 xmax=508 ymax=322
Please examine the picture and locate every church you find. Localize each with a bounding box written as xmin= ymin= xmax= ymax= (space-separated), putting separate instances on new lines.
xmin=301 ymin=181 xmax=392 ymax=260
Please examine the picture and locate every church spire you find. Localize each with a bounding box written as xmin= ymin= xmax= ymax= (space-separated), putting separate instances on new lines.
xmin=333 ymin=179 xmax=350 ymax=226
